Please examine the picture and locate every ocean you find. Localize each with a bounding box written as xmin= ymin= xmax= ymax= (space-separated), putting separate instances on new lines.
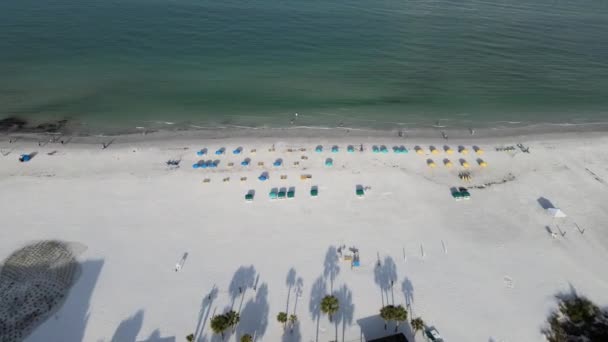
xmin=1 ymin=0 xmax=608 ymax=133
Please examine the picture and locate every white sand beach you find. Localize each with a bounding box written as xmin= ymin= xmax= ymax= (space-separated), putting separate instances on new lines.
xmin=2 ymin=131 xmax=608 ymax=342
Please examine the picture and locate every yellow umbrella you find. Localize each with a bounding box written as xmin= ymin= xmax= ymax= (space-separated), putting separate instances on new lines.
xmin=461 ymin=160 xmax=470 ymax=168
xmin=475 ymin=147 xmax=484 ymax=155
xmin=430 ymin=146 xmax=439 ymax=154
xmin=427 ymin=159 xmax=436 ymax=168
xmin=479 ymin=160 xmax=488 ymax=167
xmin=446 ymin=148 xmax=454 ymax=154
xmin=416 ymin=147 xmax=425 ymax=155
xmin=444 ymin=160 xmax=453 ymax=168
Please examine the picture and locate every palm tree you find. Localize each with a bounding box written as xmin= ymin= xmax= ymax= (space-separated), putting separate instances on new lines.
xmin=211 ymin=314 xmax=229 ymax=340
xmin=380 ymin=305 xmax=396 ymax=330
xmin=289 ymin=314 xmax=298 ymax=333
xmin=277 ymin=312 xmax=288 ymax=329
xmin=411 ymin=317 xmax=425 ymax=337
xmin=240 ymin=334 xmax=253 ymax=342
xmin=320 ymin=295 xmax=340 ymax=322
xmin=186 ymin=333 xmax=194 ymax=342
xmin=226 ymin=310 xmax=240 ymax=332
xmin=393 ymin=305 xmax=408 ymax=332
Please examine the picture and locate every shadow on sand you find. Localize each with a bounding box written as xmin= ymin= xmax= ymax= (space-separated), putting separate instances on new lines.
xmin=26 ymin=259 xmax=104 ymax=342
xmin=236 ymin=283 xmax=269 ymax=341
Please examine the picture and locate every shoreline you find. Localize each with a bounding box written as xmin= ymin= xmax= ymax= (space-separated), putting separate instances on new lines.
xmin=3 ymin=120 xmax=608 ymax=147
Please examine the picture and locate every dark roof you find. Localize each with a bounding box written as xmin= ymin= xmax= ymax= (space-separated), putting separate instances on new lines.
xmin=368 ymin=333 xmax=409 ymax=342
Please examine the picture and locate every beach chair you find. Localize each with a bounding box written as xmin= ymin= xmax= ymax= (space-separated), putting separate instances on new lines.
xmin=203 ymin=178 xmax=211 ymax=183
xmin=287 ymin=189 xmax=295 ymax=199
xmin=356 ymin=188 xmax=365 ymax=197
xmin=227 ymin=162 xmax=234 ymax=168
xmin=269 ymin=190 xmax=278 ymax=200
xmin=310 ymin=187 xmax=319 ymax=197
xmin=245 ymin=193 xmax=254 ymax=202
xmin=223 ymin=177 xmax=230 ymax=183
xmin=278 ymin=190 xmax=286 ymax=199
xmin=258 ymin=162 xmax=264 ymax=166
xmin=240 ymin=177 xmax=247 ymax=182
xmin=451 ymin=190 xmax=462 ymax=201
xmin=280 ymin=175 xmax=288 ymax=180
xmin=293 ymin=161 xmax=300 ymax=166
xmin=460 ymin=187 xmax=471 ymax=200
xmin=250 ymin=149 xmax=257 ymax=154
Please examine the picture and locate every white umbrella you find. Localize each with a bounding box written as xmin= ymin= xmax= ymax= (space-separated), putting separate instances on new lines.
xmin=547 ymin=208 xmax=567 ymax=218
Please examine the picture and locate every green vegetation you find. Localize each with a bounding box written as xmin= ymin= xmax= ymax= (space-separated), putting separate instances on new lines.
xmin=321 ymin=295 xmax=340 ymax=322
xmin=543 ymin=292 xmax=608 ymax=342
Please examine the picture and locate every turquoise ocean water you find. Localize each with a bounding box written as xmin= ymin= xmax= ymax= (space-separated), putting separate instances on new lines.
xmin=1 ymin=0 xmax=608 ymax=133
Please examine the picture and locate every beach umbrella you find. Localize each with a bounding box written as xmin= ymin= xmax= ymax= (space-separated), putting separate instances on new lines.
xmin=475 ymin=147 xmax=484 ymax=155
xmin=479 ymin=161 xmax=488 ymax=167
xmin=460 ymin=147 xmax=469 ymax=154
xmin=372 ymin=146 xmax=380 ymax=153
xmin=233 ymin=148 xmax=241 ymax=155
xmin=196 ymin=149 xmax=207 ymax=156
xmin=192 ymin=163 xmax=200 ymax=169
xmin=444 ymin=160 xmax=453 ymax=168
xmin=258 ymin=174 xmax=268 ymax=181
xmin=347 ymin=145 xmax=354 ymax=153
xmin=380 ymin=146 xmax=388 ymax=153
xmin=430 ymin=146 xmax=439 ymax=154
xmin=315 ymin=145 xmax=323 ymax=152
xmin=325 ymin=158 xmax=333 ymax=167
xmin=273 ymin=159 xmax=282 ymax=167
xmin=462 ymin=161 xmax=470 ymax=168
xmin=547 ymin=208 xmax=567 ymax=218
xmin=415 ymin=146 xmax=424 ymax=155
xmin=331 ymin=146 xmax=339 ymax=153
xmin=400 ymin=146 xmax=408 ymax=153
xmin=241 ymin=159 xmax=250 ymax=166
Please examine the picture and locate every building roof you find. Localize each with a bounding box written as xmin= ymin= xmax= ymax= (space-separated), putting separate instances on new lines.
xmin=368 ymin=333 xmax=409 ymax=342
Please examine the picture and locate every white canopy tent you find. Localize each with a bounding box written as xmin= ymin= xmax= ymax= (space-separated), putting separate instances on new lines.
xmin=547 ymin=208 xmax=567 ymax=218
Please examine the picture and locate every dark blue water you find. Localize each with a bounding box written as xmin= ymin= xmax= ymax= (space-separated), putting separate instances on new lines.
xmin=1 ymin=0 xmax=608 ymax=132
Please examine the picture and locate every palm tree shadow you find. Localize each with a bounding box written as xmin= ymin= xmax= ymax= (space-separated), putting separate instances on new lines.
xmin=374 ymin=257 xmax=397 ymax=307
xmin=281 ymin=320 xmax=302 ymax=342
xmin=309 ymin=276 xmax=327 ymax=342
xmin=323 ymin=246 xmax=340 ymax=293
xmin=401 ymin=277 xmax=414 ymax=313
xmin=228 ymin=265 xmax=256 ymax=311
xmin=111 ymin=310 xmax=144 ymax=341
xmin=285 ymin=268 xmax=297 ymax=314
xmin=334 ymin=284 xmax=355 ymax=342
xmin=236 ymin=283 xmax=269 ymax=341
xmin=194 ymin=286 xmax=218 ymax=341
